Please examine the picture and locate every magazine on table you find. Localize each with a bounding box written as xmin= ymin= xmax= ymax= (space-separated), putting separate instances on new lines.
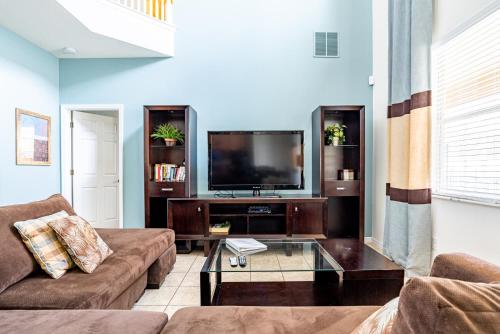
xmin=226 ymin=238 xmax=267 ymax=255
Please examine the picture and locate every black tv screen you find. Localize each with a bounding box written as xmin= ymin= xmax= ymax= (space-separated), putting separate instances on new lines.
xmin=208 ymin=131 xmax=304 ymax=190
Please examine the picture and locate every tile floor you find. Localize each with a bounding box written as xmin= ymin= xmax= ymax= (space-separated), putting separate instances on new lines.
xmin=133 ymin=242 xmax=393 ymax=319
xmin=132 ymin=248 xmax=316 ymax=318
xmin=133 ymin=250 xmax=205 ymax=319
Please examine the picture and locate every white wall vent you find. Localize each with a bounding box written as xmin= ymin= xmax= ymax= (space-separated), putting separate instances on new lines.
xmin=314 ymin=32 xmax=339 ymax=57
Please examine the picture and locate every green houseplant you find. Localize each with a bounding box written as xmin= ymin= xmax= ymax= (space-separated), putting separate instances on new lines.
xmin=151 ymin=123 xmax=185 ymax=147
xmin=325 ymin=123 xmax=347 ymax=146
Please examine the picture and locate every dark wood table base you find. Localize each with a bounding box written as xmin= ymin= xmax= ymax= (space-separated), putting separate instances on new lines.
xmin=213 ymin=281 xmax=337 ymax=306
xmin=320 ymin=239 xmax=404 ymax=306
xmin=201 ymin=239 xmax=404 ymax=306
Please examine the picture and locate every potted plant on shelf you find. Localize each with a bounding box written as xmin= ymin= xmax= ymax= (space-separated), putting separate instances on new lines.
xmin=325 ymin=123 xmax=347 ymax=146
xmin=151 ymin=123 xmax=185 ymax=147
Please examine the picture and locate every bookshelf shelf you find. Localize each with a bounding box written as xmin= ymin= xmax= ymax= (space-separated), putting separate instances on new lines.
xmin=144 ymin=106 xmax=197 ymax=228
xmin=151 ymin=145 xmax=186 ymax=149
xmin=325 ymin=144 xmax=359 ymax=148
xmin=313 ymin=106 xmax=365 ymax=240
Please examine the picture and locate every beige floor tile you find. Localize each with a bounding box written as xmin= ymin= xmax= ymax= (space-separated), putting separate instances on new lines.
xmin=178 ymin=252 xmax=197 ymax=260
xmin=169 ymin=287 xmax=201 ymax=306
xmin=222 ymin=272 xmax=251 ymax=282
xmin=175 ymin=256 xmax=197 ymax=266
xmin=171 ymin=261 xmax=193 ymax=273
xmin=250 ymin=272 xmax=284 ymax=282
xmin=135 ymin=287 xmax=177 ymax=306
xmin=282 ymin=271 xmax=314 ymax=281
xmin=164 ymin=305 xmax=187 ymax=319
xmin=188 ymin=257 xmax=208 ymax=272
xmin=251 ymin=255 xmax=280 ymax=270
xmin=132 ymin=305 xmax=166 ymax=312
xmin=162 ymin=272 xmax=186 ymax=287
xmin=181 ymin=272 xmax=200 ymax=287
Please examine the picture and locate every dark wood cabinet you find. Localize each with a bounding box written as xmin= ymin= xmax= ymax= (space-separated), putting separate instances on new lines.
xmin=168 ymin=195 xmax=327 ymax=254
xmin=144 ymin=105 xmax=197 ymax=228
xmin=291 ymin=202 xmax=326 ymax=236
xmin=167 ymin=200 xmax=206 ymax=236
xmin=312 ymin=106 xmax=365 ymax=239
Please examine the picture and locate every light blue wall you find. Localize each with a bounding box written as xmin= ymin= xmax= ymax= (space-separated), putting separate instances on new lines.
xmin=60 ymin=0 xmax=373 ymax=233
xmin=0 ymin=27 xmax=60 ymax=205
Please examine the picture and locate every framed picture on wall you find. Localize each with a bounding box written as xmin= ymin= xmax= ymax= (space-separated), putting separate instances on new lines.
xmin=16 ymin=108 xmax=51 ymax=165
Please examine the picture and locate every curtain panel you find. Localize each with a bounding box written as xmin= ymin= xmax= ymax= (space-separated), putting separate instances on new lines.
xmin=384 ymin=0 xmax=433 ymax=276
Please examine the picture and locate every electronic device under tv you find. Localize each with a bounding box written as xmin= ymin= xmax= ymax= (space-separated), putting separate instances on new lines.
xmin=208 ymin=131 xmax=304 ymax=195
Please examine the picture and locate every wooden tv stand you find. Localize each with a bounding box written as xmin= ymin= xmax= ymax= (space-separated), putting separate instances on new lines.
xmin=167 ymin=195 xmax=327 ymax=255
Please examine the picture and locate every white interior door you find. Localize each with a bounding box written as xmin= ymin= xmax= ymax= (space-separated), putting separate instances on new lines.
xmin=72 ymin=111 xmax=119 ymax=228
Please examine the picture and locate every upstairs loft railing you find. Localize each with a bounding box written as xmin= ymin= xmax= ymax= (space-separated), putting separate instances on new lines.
xmin=112 ymin=0 xmax=174 ymax=23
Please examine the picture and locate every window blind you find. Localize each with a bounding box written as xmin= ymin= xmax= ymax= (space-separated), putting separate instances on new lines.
xmin=432 ymin=9 xmax=500 ymax=204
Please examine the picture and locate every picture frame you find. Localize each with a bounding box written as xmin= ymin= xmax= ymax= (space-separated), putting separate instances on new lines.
xmin=16 ymin=108 xmax=51 ymax=165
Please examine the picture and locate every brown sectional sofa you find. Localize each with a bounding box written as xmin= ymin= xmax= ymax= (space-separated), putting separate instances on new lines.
xmin=0 ymin=254 xmax=500 ymax=334
xmin=160 ymin=252 xmax=500 ymax=334
xmin=0 ymin=309 xmax=169 ymax=334
xmin=0 ymin=194 xmax=176 ymax=310
xmin=1 ymin=253 xmax=498 ymax=334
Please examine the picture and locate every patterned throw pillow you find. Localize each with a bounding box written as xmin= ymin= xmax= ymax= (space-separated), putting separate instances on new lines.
xmin=48 ymin=216 xmax=113 ymax=273
xmin=14 ymin=210 xmax=74 ymax=279
xmin=351 ymin=297 xmax=399 ymax=334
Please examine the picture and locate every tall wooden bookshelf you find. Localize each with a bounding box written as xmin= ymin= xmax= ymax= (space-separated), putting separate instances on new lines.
xmin=312 ymin=106 xmax=365 ymax=239
xmin=144 ymin=105 xmax=197 ymax=228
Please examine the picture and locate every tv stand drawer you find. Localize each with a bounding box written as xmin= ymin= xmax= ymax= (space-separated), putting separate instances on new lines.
xmin=324 ymin=180 xmax=359 ymax=197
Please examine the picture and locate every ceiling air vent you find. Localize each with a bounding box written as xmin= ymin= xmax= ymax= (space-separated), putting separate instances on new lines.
xmin=314 ymin=32 xmax=339 ymax=58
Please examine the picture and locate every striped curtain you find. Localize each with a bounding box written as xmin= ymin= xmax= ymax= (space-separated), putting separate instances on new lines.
xmin=383 ymin=0 xmax=433 ymax=276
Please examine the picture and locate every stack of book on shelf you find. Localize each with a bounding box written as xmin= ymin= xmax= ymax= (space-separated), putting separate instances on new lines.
xmin=153 ymin=164 xmax=186 ymax=182
xmin=226 ymin=238 xmax=267 ymax=255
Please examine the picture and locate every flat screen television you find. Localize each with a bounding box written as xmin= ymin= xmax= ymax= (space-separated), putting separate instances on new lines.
xmin=208 ymin=131 xmax=304 ymax=191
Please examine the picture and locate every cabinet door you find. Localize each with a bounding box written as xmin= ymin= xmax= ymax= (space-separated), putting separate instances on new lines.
xmin=168 ymin=201 xmax=206 ymax=236
xmin=291 ymin=202 xmax=325 ymax=236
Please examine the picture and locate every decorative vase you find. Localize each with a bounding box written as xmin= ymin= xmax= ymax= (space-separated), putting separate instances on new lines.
xmin=164 ymin=138 xmax=176 ymax=147
xmin=332 ymin=137 xmax=340 ymax=146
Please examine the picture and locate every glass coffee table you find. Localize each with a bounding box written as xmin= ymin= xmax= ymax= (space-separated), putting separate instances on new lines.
xmin=200 ymin=239 xmax=343 ymax=306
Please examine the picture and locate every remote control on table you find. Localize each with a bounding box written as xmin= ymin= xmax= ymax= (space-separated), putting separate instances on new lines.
xmin=229 ymin=257 xmax=238 ymax=267
xmin=238 ymin=256 xmax=247 ymax=268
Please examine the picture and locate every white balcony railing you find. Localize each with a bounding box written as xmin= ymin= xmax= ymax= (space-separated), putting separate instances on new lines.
xmin=112 ymin=0 xmax=174 ymax=23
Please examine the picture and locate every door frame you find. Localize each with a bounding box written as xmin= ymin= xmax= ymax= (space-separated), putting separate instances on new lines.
xmin=60 ymin=104 xmax=124 ymax=228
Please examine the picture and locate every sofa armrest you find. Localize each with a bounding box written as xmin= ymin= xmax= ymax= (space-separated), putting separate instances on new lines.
xmin=430 ymin=253 xmax=500 ymax=283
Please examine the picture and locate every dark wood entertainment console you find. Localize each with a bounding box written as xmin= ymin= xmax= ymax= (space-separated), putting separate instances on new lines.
xmin=144 ymin=105 xmax=366 ymax=251
xmin=167 ymin=195 xmax=327 ymax=255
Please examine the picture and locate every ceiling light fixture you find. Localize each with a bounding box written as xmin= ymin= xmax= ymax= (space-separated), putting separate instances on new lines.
xmin=62 ymin=47 xmax=77 ymax=55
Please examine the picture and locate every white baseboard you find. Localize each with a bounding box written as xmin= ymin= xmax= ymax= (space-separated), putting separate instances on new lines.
xmin=365 ymin=237 xmax=383 ymax=248
xmin=365 ymin=237 xmax=384 ymax=254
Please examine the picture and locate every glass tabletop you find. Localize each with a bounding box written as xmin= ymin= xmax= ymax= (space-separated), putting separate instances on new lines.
xmin=204 ymin=239 xmax=343 ymax=273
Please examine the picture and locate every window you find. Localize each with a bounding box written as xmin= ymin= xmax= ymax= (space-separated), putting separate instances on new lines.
xmin=432 ymin=9 xmax=500 ymax=204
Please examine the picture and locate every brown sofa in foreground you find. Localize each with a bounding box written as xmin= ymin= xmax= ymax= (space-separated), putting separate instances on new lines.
xmin=0 ymin=253 xmax=498 ymax=333
xmin=0 ymin=194 xmax=176 ymax=310
xmin=161 ymin=253 xmax=500 ymax=334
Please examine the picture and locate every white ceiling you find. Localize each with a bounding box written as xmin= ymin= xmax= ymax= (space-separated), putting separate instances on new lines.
xmin=0 ymin=0 xmax=172 ymax=58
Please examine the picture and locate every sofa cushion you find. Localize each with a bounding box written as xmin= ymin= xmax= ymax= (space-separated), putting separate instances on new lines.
xmin=0 ymin=228 xmax=174 ymax=309
xmin=392 ymin=276 xmax=500 ymax=334
xmin=161 ymin=306 xmax=380 ymax=334
xmin=0 ymin=194 xmax=75 ymax=294
xmin=49 ymin=216 xmax=113 ymax=273
xmin=431 ymin=253 xmax=500 ymax=283
xmin=0 ymin=310 xmax=168 ymax=334
xmin=14 ymin=210 xmax=74 ymax=279
xmin=351 ymin=297 xmax=399 ymax=334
